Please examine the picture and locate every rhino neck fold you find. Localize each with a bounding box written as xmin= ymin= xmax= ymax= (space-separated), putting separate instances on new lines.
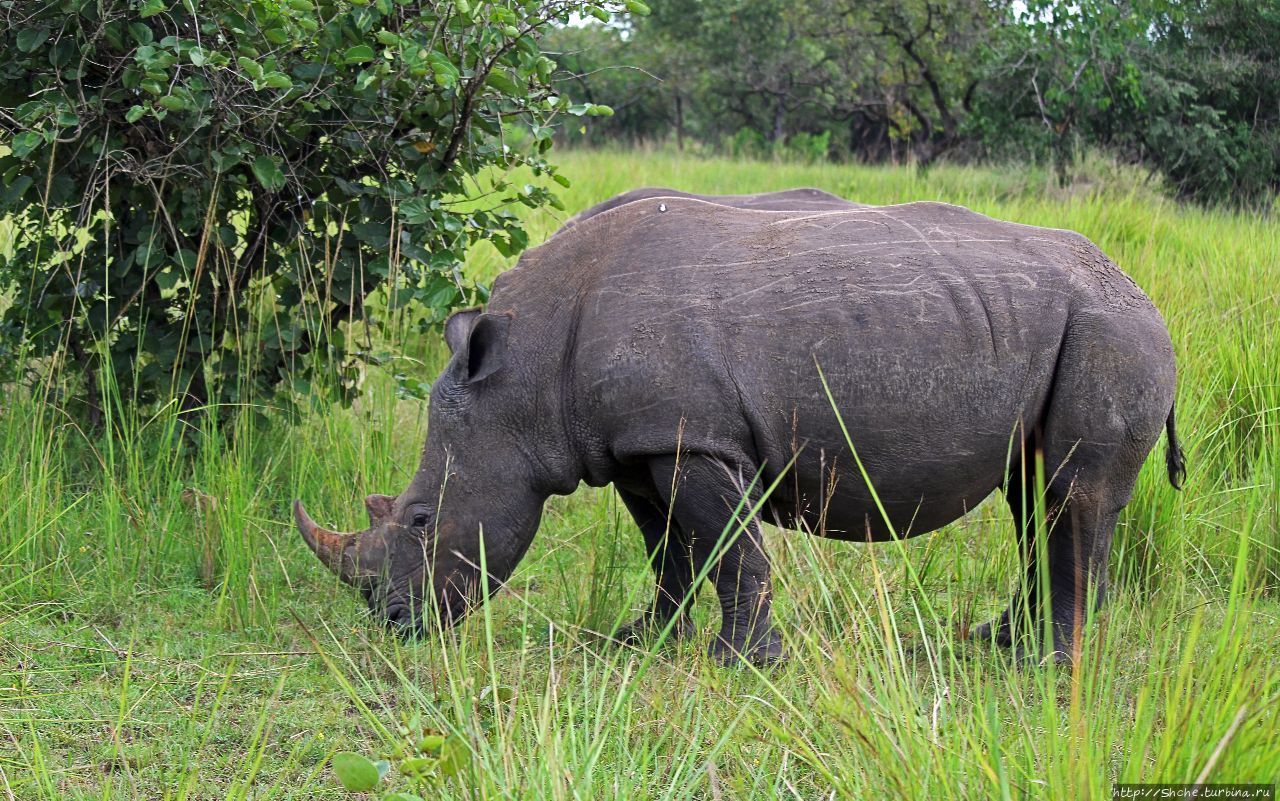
xmin=487 ymin=269 xmax=592 ymax=497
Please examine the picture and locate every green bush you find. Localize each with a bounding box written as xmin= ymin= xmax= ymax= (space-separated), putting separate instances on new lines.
xmin=782 ymin=131 xmax=831 ymax=163
xmin=723 ymin=127 xmax=768 ymax=160
xmin=0 ymin=0 xmax=635 ymax=424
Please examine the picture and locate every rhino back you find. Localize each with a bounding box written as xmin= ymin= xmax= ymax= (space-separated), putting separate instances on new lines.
xmin=560 ymin=187 xmax=861 ymax=232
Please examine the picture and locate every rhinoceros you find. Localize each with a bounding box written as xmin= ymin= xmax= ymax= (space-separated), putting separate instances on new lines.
xmin=296 ymin=194 xmax=1184 ymax=665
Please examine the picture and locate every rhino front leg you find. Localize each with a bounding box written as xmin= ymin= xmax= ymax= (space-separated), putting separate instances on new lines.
xmin=612 ymin=487 xmax=696 ymax=645
xmin=650 ymin=454 xmax=784 ymax=666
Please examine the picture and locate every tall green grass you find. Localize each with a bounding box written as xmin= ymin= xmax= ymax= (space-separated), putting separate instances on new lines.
xmin=1 ymin=149 xmax=1276 ymax=798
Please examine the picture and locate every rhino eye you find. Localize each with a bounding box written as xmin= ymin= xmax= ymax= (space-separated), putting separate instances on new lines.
xmin=411 ymin=513 xmax=430 ymax=529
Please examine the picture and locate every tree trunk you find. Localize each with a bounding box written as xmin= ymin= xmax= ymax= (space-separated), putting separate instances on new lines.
xmin=914 ymin=138 xmax=936 ymax=168
xmin=67 ymin=332 xmax=102 ymax=429
xmin=177 ymin=365 xmax=210 ymax=431
xmin=1053 ymin=131 xmax=1072 ymax=186
xmin=675 ymin=92 xmax=685 ymax=151
xmin=771 ymin=98 xmax=786 ymax=144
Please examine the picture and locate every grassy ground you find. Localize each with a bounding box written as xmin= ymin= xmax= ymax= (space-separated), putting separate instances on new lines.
xmin=2 ymin=149 xmax=1278 ymax=799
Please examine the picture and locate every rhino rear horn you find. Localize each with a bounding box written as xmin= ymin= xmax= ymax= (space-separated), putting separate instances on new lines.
xmin=365 ymin=493 xmax=396 ymax=525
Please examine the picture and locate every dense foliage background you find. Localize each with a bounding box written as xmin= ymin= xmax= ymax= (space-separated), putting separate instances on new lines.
xmin=0 ymin=0 xmax=634 ymax=423
xmin=550 ymin=0 xmax=1280 ymax=205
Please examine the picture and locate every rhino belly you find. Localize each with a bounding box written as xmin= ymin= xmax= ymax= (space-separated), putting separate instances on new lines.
xmin=747 ymin=341 xmax=1053 ymax=541
xmin=760 ymin=420 xmax=1017 ymax=541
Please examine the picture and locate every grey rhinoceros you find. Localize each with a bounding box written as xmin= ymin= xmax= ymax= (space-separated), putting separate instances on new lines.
xmin=296 ymin=192 xmax=1184 ymax=665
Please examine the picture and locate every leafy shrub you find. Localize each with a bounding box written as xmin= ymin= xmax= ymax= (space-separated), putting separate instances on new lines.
xmin=0 ymin=0 xmax=639 ymax=424
xmin=325 ymin=687 xmax=515 ymax=798
xmin=782 ymin=131 xmax=831 ymax=163
xmin=724 ymin=126 xmax=768 ymax=160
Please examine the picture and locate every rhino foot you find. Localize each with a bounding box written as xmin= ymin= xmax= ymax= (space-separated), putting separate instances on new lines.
xmin=611 ymin=613 xmax=694 ymax=647
xmin=972 ymin=612 xmax=1015 ymax=647
xmin=973 ymin=612 xmax=1078 ymax=666
xmin=708 ymin=628 xmax=784 ymax=668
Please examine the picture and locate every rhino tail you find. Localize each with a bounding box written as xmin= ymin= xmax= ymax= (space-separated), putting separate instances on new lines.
xmin=1165 ymin=403 xmax=1187 ymax=490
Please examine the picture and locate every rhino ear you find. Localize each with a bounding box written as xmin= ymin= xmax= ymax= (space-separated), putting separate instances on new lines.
xmin=453 ymin=312 xmax=511 ymax=385
xmin=444 ymin=307 xmax=483 ymax=354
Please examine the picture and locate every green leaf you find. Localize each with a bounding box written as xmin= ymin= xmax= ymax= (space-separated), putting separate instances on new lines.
xmin=343 ymin=44 xmax=376 ymax=64
xmin=623 ymin=0 xmax=650 ymax=15
xmin=209 ymin=149 xmax=242 ymax=171
xmin=17 ymin=27 xmax=51 ymax=53
xmin=486 ymin=70 xmax=522 ymax=96
xmin=251 ymin=155 xmax=286 ymax=191
xmin=157 ymin=95 xmax=187 ymax=112
xmin=331 ymin=751 xmax=380 ymax=792
xmin=139 ymin=0 xmax=166 ymax=17
xmin=128 ymin=22 xmax=154 ymax=45
xmin=351 ymin=222 xmax=390 ymax=248
xmin=13 ymin=101 xmax=45 ymax=124
xmin=415 ymin=734 xmax=446 ymax=753
xmin=438 ymin=736 xmax=470 ymax=778
xmin=11 ymin=131 xmax=43 ymax=159
xmin=236 ymin=56 xmax=263 ymax=81
xmin=48 ymin=39 xmax=76 ymax=67
xmin=384 ymin=794 xmax=425 ymax=801
xmin=1 ymin=174 xmax=34 ymax=204
xmin=154 ymin=268 xmax=180 ymax=293
xmin=399 ymin=755 xmax=438 ymax=776
xmin=261 ymin=72 xmax=293 ymax=90
xmin=552 ymin=173 xmax=570 ymax=188
xmin=400 ymin=196 xmax=433 ymax=226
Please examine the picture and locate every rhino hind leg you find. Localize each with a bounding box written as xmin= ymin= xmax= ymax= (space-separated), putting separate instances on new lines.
xmin=648 ymin=454 xmax=784 ymax=667
xmin=980 ymin=457 xmax=1134 ymax=664
xmin=977 ymin=324 xmax=1174 ymax=663
xmin=976 ymin=450 xmax=1125 ymax=664
xmin=611 ymin=487 xmax=696 ymax=646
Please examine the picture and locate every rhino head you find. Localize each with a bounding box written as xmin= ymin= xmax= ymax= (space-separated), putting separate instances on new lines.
xmin=294 ymin=307 xmax=547 ymax=633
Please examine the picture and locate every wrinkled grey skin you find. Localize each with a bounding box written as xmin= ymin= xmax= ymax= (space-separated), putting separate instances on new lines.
xmin=297 ymin=196 xmax=1185 ymax=665
xmin=558 ymin=187 xmax=863 ymax=233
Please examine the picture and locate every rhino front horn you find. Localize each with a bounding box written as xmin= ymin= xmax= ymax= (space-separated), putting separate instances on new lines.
xmin=294 ymin=500 xmax=368 ymax=587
